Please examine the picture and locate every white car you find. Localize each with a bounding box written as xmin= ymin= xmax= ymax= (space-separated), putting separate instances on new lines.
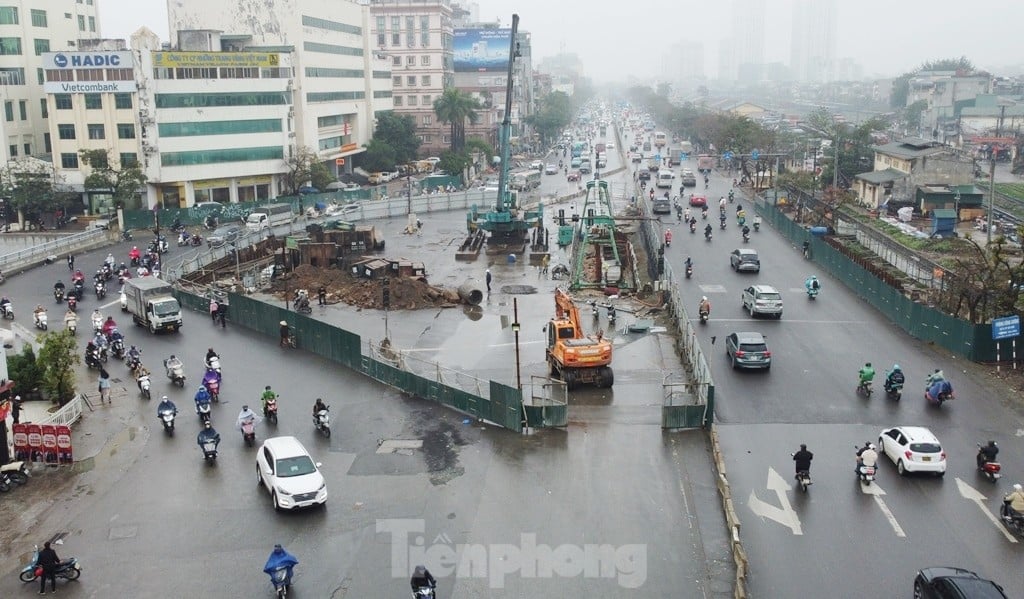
xmin=877 ymin=426 xmax=946 ymax=476
xmin=606 ymin=143 xmax=615 ymax=150
xmin=256 ymin=436 xmax=327 ymax=510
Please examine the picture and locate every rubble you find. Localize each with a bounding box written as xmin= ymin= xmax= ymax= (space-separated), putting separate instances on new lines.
xmin=270 ymin=264 xmax=460 ymax=310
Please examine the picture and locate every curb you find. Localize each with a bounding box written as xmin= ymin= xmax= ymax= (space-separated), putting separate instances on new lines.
xmin=710 ymin=426 xmax=748 ymax=598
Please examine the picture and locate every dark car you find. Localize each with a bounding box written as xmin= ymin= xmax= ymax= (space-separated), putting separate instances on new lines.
xmin=681 ymin=172 xmax=697 ymax=187
xmin=207 ymin=224 xmax=243 ymax=248
xmin=725 ymin=332 xmax=771 ymax=370
xmin=730 ymin=248 xmax=761 ymax=272
xmin=638 ymin=167 xmax=651 ymax=181
xmin=913 ymin=567 xmax=1006 ymax=599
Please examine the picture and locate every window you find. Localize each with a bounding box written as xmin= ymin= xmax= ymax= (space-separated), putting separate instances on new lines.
xmin=304 ymin=67 xmax=363 ymax=78
xmin=392 ymin=56 xmax=400 ymax=67
xmin=76 ymin=68 xmax=104 ymax=82
xmin=420 ymin=16 xmax=429 ymax=30
xmin=39 ymin=98 xmax=47 ymax=118
xmin=406 ymin=16 xmax=414 ymax=31
xmin=301 ymin=15 xmax=360 ymax=34
xmin=87 ymin=16 xmax=94 ymax=32
xmin=89 ymin=152 xmax=108 ymax=168
xmin=54 ymin=94 xmax=72 ymax=109
xmin=393 ymin=96 xmax=402 ymax=107
xmin=0 ymin=7 xmax=17 ymax=25
xmin=406 ymin=75 xmax=416 ymax=86
xmin=377 ymin=33 xmax=385 ymax=47
xmin=0 ymin=67 xmax=24 ymax=84
xmin=117 ymin=123 xmax=135 ymax=139
xmin=407 ymin=95 xmax=417 ymax=106
xmin=18 ymin=99 xmax=25 ymax=120
xmin=422 ymin=96 xmax=431 ymax=107
xmin=421 ymin=32 xmax=429 ymax=47
xmin=46 ymin=69 xmax=73 ymax=82
xmin=318 ymin=136 xmax=343 ymax=151
xmin=87 ymin=124 xmax=104 ymax=139
xmin=421 ymin=55 xmax=430 ymax=66
xmin=391 ymin=33 xmax=400 ymax=46
xmin=316 ymin=114 xmax=343 ymax=127
xmin=2 ymin=101 xmax=10 ymax=121
xmin=43 ymin=132 xmax=50 ymax=153
xmin=61 ymin=152 xmax=78 ymax=168
xmin=375 ymin=16 xmax=385 ymax=46
xmin=0 ymin=37 xmax=22 ymax=56
xmin=422 ymin=75 xmax=431 ymax=87
xmin=422 ymin=115 xmax=432 ymax=126
xmin=23 ymin=142 xmax=29 ymax=155
xmin=421 ymin=135 xmax=431 ymax=144
xmin=305 ymin=91 xmax=364 ymax=102
xmin=160 ymin=146 xmax=283 ymax=167
xmin=77 ymin=15 xmax=84 ymax=31
xmin=30 ymin=9 xmax=46 ymax=27
xmin=406 ymin=55 xmax=414 ymax=66
xmin=33 ymin=39 xmax=49 ymax=55
xmin=375 ymin=16 xmax=384 ymax=31
xmin=158 ymin=119 xmax=280 ymax=137
xmin=374 ymin=90 xmax=391 ymax=99
xmin=393 ymin=76 xmax=401 ymax=87
xmin=64 ymin=13 xmax=70 ymax=19
xmin=390 ymin=16 xmax=400 ymax=30
xmin=36 ymin=67 xmax=42 ymax=84
xmin=155 ymin=92 xmax=288 ymax=109
xmin=303 ymin=42 xmax=362 ymax=57
xmin=120 ymin=152 xmax=138 ymax=167
xmin=57 ymin=123 xmax=75 ymax=139
xmin=114 ymin=93 xmax=132 ymax=109
xmin=406 ymin=33 xmax=414 ymax=47
xmin=8 ymin=145 xmax=15 ymax=157
xmin=84 ymin=94 xmax=101 ymax=109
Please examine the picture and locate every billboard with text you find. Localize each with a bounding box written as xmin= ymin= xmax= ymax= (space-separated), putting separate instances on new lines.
xmin=453 ymin=28 xmax=511 ymax=73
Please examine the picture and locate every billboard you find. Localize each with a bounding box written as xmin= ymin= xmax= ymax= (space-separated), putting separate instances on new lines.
xmin=453 ymin=28 xmax=512 ymax=73
xmin=44 ymin=81 xmax=136 ymax=94
xmin=153 ymin=52 xmax=280 ymax=69
xmin=43 ymin=51 xmax=134 ymax=70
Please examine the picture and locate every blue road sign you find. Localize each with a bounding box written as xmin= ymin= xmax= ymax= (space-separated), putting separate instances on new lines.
xmin=992 ymin=315 xmax=1021 ymax=340
xmin=655 ymin=154 xmax=661 ymax=161
xmin=680 ymin=152 xmax=688 ymax=161
xmin=751 ymin=149 xmax=760 ymax=160
xmin=723 ymin=151 xmax=734 ymax=161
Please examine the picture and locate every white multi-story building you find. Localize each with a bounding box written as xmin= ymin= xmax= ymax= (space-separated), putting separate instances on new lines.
xmin=166 ymin=0 xmax=393 ymax=177
xmin=369 ymin=0 xmax=454 ymax=155
xmin=790 ymin=0 xmax=837 ymax=83
xmin=0 ymin=0 xmax=100 ymax=164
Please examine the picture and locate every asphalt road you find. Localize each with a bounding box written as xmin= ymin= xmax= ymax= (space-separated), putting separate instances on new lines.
xmin=0 ymin=125 xmax=734 ymax=598
xmin=641 ymin=142 xmax=1024 ymax=595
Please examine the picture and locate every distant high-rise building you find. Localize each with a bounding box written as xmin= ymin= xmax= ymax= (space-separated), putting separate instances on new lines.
xmin=791 ymin=0 xmax=837 ymax=82
xmin=719 ymin=0 xmax=765 ymax=81
xmin=718 ymin=38 xmax=736 ymax=81
xmin=662 ymin=42 xmax=704 ymax=83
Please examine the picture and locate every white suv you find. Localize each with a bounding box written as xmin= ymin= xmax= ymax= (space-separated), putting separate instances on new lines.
xmin=742 ymin=285 xmax=783 ymax=319
xmin=256 ymin=436 xmax=327 ymax=510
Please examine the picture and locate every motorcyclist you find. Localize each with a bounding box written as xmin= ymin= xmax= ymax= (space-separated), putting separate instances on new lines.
xmin=805 ymin=275 xmax=820 ymax=294
xmin=157 ymin=396 xmax=177 ymax=417
xmin=264 ymin=544 xmax=298 ymax=590
xmin=858 ymin=362 xmax=875 ymax=390
xmin=128 ymin=246 xmax=141 ymax=263
xmin=684 ymin=256 xmax=693 ymax=271
xmin=698 ymin=296 xmax=711 ymax=317
xmin=883 ymin=364 xmax=905 ymax=392
xmin=64 ymin=308 xmax=78 ymax=328
xmin=856 ymin=442 xmax=879 ymax=473
xmin=164 ymin=354 xmax=183 ymax=376
xmin=664 ymin=229 xmax=672 ymax=246
xmin=792 ymin=444 xmax=813 ymax=477
xmin=136 ymin=366 xmax=151 ymax=390
xmin=704 ymin=223 xmax=713 ymax=239
xmin=54 ymin=280 xmax=66 ymax=296
xmin=105 ymin=253 xmax=116 ymax=268
xmin=802 ymin=239 xmax=811 ymax=257
xmin=84 ymin=341 xmax=99 ymax=367
xmin=410 ymin=564 xmax=437 ymax=592
xmin=261 ymin=385 xmax=278 ymax=416
xmin=33 ymin=304 xmax=47 ymax=325
xmin=0 ymin=295 xmax=10 ymax=312
xmin=313 ymin=397 xmax=328 ymax=418
xmin=719 ymin=196 xmax=726 ymax=211
xmin=978 ymin=440 xmax=999 ymax=469
xmin=237 ymin=405 xmax=259 ymax=430
xmin=197 ymin=420 xmax=220 ymax=448
xmin=127 ymin=344 xmax=142 ymax=362
xmin=72 ymin=269 xmax=84 ymax=283
xmin=102 ymin=316 xmax=117 ymax=338
xmin=1006 ymin=484 xmax=1024 ymax=517
xmin=741 ymin=224 xmax=750 ymax=240
xmin=925 ymin=369 xmax=946 ymax=385
xmin=683 ymin=207 xmax=691 ymax=221
xmin=91 ymin=309 xmax=103 ymax=329
xmin=737 ymin=208 xmax=746 ymax=226
xmin=753 ymin=214 xmax=762 ymax=230
xmin=205 ymin=348 xmax=219 ymax=364
xmin=194 ymin=385 xmax=211 ymax=407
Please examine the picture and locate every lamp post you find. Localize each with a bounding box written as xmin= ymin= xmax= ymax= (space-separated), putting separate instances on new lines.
xmin=406 ymin=174 xmax=412 ymax=215
xmin=987 ymin=156 xmax=996 ymax=245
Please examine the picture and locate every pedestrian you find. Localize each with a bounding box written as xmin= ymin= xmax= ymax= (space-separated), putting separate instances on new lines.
xmin=11 ymin=394 xmax=21 ymax=424
xmin=216 ymin=302 xmax=227 ymax=328
xmin=98 ymin=369 xmax=111 ymax=404
xmin=209 ymin=298 xmax=219 ymax=323
xmin=485 ymin=269 xmax=492 ymax=293
xmin=317 ymin=285 xmax=327 ymax=306
xmin=36 ymin=540 xmax=60 ymax=593
xmin=541 ymin=254 xmax=550 ymax=276
xmin=67 ymin=254 xmax=74 ymax=272
xmin=279 ymin=320 xmax=290 ymax=348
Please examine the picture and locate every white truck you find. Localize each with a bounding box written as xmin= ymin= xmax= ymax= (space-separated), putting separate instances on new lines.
xmin=245 ymin=203 xmax=295 ymax=232
xmin=124 ymin=277 xmax=182 ymax=333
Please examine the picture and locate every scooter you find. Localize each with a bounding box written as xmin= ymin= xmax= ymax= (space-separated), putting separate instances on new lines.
xmin=206 ymin=355 xmax=222 ymax=374
xmin=976 ymin=444 xmax=1001 ymax=482
xmin=794 ymin=469 xmax=812 ymax=492
xmin=33 ymin=312 xmax=48 ymax=331
xmin=119 ymin=289 xmax=128 ymax=312
xmin=689 ymin=221 xmax=696 ymax=233
xmin=265 ymin=397 xmax=279 ymax=425
xmin=241 ymin=418 xmax=257 ymax=447
xmin=137 ymin=372 xmax=151 ymax=399
xmin=85 ymin=349 xmax=102 ymax=370
xmin=685 ymin=264 xmax=693 ymax=279
xmin=719 ymin=218 xmax=727 ymax=230
xmin=925 ymin=379 xmax=955 ymax=406
xmin=753 ymin=219 xmax=761 ymax=232
xmin=158 ymin=405 xmax=176 ymax=435
xmin=807 ymin=286 xmax=819 ymax=300
xmin=742 ymin=232 xmax=750 ymax=243
xmin=199 ymin=434 xmax=220 ymax=464
xmin=883 ymin=375 xmax=904 ymax=401
xmin=704 ymin=230 xmax=712 ymax=242
xmin=54 ymin=288 xmax=65 ymax=303
xmin=314 ymin=407 xmax=331 ymax=438
xmin=19 ymin=545 xmax=82 ymax=583
xmin=412 ymin=586 xmax=436 ymax=598
xmin=603 ymin=303 xmax=617 ymax=326
xmin=589 ymin=300 xmax=599 ymax=321
xmin=699 ymin=309 xmax=709 ymax=324
xmin=165 ymin=359 xmax=185 ymax=387
xmin=2 ymin=303 xmax=14 ymax=320
xmin=1000 ymin=499 xmax=1024 ymax=536
xmin=196 ymin=400 xmax=212 ymax=424
xmin=111 ymin=338 xmax=126 ymax=360
xmin=91 ymin=314 xmax=103 ymax=334
xmin=65 ymin=315 xmax=78 ymax=335
xmin=856 ymin=380 xmax=873 ymax=398
xmin=204 ymin=373 xmax=221 ymax=403
xmin=1 ymin=461 xmax=30 ymax=486
xmin=95 ymin=280 xmax=106 ymax=299
xmin=856 ymin=462 xmax=877 ymax=485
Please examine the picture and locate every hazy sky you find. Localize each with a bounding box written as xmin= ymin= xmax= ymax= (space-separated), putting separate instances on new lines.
xmin=99 ymin=0 xmax=1024 ymax=81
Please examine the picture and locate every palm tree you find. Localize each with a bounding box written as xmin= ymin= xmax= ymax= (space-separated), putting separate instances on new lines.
xmin=433 ymin=89 xmax=482 ymax=152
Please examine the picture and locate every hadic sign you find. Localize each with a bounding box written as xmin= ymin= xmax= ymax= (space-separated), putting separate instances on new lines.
xmin=44 ymin=51 xmax=134 ymax=70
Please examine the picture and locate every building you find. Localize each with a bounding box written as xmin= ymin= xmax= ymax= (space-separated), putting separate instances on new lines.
xmin=790 ymin=0 xmax=836 ymax=83
xmin=0 ymin=0 xmax=100 ymax=164
xmin=166 ymin=0 xmax=393 ymax=178
xmin=722 ymin=0 xmax=765 ymax=81
xmin=906 ymin=70 xmax=991 ymax=140
xmin=853 ymin=137 xmax=974 ymax=210
xmin=662 ymin=41 xmax=704 ymax=84
xmin=369 ymin=0 xmax=454 ymax=155
xmin=958 ymin=95 xmax=1024 ymax=138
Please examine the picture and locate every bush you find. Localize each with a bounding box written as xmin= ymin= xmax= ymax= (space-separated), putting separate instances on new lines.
xmin=7 ymin=346 xmax=43 ymax=398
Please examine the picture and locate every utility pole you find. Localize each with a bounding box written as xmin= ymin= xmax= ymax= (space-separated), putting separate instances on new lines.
xmin=988 ymin=157 xmax=996 ymax=245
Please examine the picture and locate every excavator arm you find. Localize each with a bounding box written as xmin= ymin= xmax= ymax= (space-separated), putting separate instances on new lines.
xmin=554 ymin=289 xmax=583 ymax=338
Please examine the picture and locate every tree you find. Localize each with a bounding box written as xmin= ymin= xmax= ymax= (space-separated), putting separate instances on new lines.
xmin=939 ymin=234 xmax=1024 ymax=323
xmin=434 ymin=88 xmax=482 ymax=152
xmin=806 ymin=107 xmax=888 ymax=189
xmin=903 ymin=100 xmax=929 ymax=133
xmin=527 ymin=91 xmax=573 ymax=145
xmin=0 ymin=159 xmax=73 ymax=225
xmin=310 ymin=161 xmax=334 ymax=191
xmin=437 ymin=150 xmax=470 ymax=179
xmin=37 ymin=330 xmax=79 ymax=406
xmin=372 ymin=112 xmax=421 ymax=164
xmin=7 ymin=345 xmax=43 ymax=398
xmin=360 ymin=139 xmax=398 ymax=173
xmin=281 ymin=146 xmax=320 ymax=195
xmin=79 ymin=149 xmax=147 ymax=209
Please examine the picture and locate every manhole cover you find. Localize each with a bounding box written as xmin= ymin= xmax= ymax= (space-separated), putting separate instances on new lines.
xmin=500 ymin=285 xmax=538 ymax=294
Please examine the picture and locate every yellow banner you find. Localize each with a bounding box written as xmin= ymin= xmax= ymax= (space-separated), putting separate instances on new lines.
xmin=237 ymin=176 xmax=272 ymax=186
xmin=153 ymin=52 xmax=280 ymax=68
xmin=193 ymin=178 xmax=231 ymax=189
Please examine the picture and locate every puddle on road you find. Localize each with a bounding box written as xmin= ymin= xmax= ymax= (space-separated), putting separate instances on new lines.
xmin=70 ymin=425 xmax=140 ymax=475
xmin=462 ymin=305 xmax=483 ymax=321
xmin=419 ymin=421 xmax=468 ymax=486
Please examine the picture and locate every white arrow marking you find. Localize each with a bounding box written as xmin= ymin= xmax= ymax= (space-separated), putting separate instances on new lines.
xmin=747 ymin=467 xmax=803 ymax=535
xmin=859 ymin=481 xmax=906 ymax=537
xmin=1016 ymin=429 xmax=1024 ymax=437
xmin=100 ymin=298 xmax=123 ymax=310
xmin=956 ymin=477 xmax=1018 ymax=543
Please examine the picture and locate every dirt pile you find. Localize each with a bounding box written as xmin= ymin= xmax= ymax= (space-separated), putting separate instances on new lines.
xmin=271 ymin=264 xmax=459 ymax=310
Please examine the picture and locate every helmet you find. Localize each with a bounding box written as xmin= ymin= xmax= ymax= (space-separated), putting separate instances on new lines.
xmin=204 ymin=421 xmax=212 ymax=428
xmin=701 ymin=296 xmax=707 ymax=301
xmin=869 ymin=444 xmax=877 ymax=450
xmin=265 ymin=385 xmax=272 ymax=390
xmin=892 ymin=364 xmax=901 ymax=371
xmin=989 ymin=440 xmax=998 ymax=447
xmin=280 ymin=320 xmax=287 ymax=326
xmin=1015 ymin=484 xmax=1023 ymax=491
xmin=169 ymin=354 xmax=176 ymax=360
xmin=799 ymin=444 xmax=807 ymax=450
xmin=865 ymin=362 xmax=872 ymax=367
xmin=199 ymin=386 xmax=207 ymax=392
xmin=242 ymin=405 xmax=249 ymax=411
xmin=132 ymin=246 xmax=137 ymax=250
xmin=161 ymin=395 xmax=168 ymax=401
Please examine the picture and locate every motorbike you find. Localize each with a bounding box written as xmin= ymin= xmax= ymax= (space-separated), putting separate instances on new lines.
xmin=158 ymin=405 xmax=176 ymax=435
xmin=72 ymin=281 xmax=85 ymax=301
xmin=719 ymin=218 xmax=727 ymax=230
xmin=196 ymin=400 xmax=212 ymax=424
xmin=204 ymin=372 xmax=221 ymax=403
xmin=589 ymin=300 xmax=599 ymax=321
xmin=19 ymin=545 xmax=82 ymax=583
xmin=1000 ymin=499 xmax=1024 ymax=535
xmin=977 ymin=444 xmax=1002 ymax=482
xmin=603 ymin=303 xmax=617 ymax=325
xmin=33 ymin=311 xmax=48 ymax=331
xmin=685 ymin=264 xmax=693 ymax=279
xmin=85 ymin=349 xmax=102 ymax=370
xmin=689 ymin=221 xmax=696 ymax=233
xmin=1 ymin=461 xmax=30 ymax=486
xmin=856 ymin=462 xmax=877 ymax=485
xmin=120 ymin=289 xmax=128 ymax=312
xmin=94 ymin=280 xmax=106 ymax=299
xmin=664 ymin=235 xmax=671 ymax=248
xmin=165 ymin=359 xmax=185 ymax=387
xmin=925 ymin=378 xmax=955 ymax=406
xmin=241 ymin=418 xmax=257 ymax=447
xmin=54 ymin=288 xmax=65 ymax=303
xmin=206 ymin=355 xmax=222 ymax=375
xmin=314 ymin=407 xmax=331 ymax=438
xmin=883 ymin=374 xmax=904 ymax=401
xmin=265 ymin=397 xmax=279 ymax=425
xmin=91 ymin=314 xmax=103 ymax=334
xmin=856 ymin=380 xmax=873 ymax=398
xmin=2 ymin=303 xmax=14 ymax=320
xmin=742 ymin=232 xmax=750 ymax=243
xmin=111 ymin=338 xmax=126 ymax=360
xmin=126 ymin=353 xmax=141 ymax=374
xmin=264 ymin=549 xmax=298 ymax=599
xmin=699 ymin=308 xmax=709 ymax=324
xmin=199 ymin=433 xmax=220 ymax=464
xmin=704 ymin=230 xmax=712 ymax=242
xmin=137 ymin=372 xmax=151 ymax=399
xmin=806 ymin=286 xmax=819 ymax=300
xmin=67 ymin=294 xmax=79 ymax=312
xmin=701 ymin=209 xmax=708 ymax=220
xmin=793 ymin=467 xmax=812 ymax=492
xmin=753 ymin=220 xmax=761 ymax=232
xmin=121 ymin=230 xmax=133 ymax=241
xmin=412 ymin=587 xmax=436 ymax=599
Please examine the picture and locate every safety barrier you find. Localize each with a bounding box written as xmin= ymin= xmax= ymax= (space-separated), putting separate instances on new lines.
xmin=0 ymin=228 xmax=114 ymax=272
xmin=39 ymin=394 xmax=85 ymax=427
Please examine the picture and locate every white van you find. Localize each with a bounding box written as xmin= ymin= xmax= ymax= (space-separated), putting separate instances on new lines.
xmin=656 ymin=169 xmax=675 ymax=189
xmin=246 ymin=203 xmax=294 ymax=231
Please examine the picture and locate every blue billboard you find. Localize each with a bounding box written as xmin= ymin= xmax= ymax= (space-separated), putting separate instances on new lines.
xmin=453 ymin=28 xmax=512 ymax=73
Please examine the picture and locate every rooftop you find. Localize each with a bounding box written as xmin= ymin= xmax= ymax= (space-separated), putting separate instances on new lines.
xmin=855 ymin=168 xmax=906 ymax=184
xmin=872 ymin=138 xmax=949 ymax=160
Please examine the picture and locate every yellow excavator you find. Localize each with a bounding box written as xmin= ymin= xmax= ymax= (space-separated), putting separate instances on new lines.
xmin=545 ymin=289 xmax=614 ymax=390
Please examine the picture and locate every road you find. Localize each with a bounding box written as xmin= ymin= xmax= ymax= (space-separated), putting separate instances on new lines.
xmin=640 ymin=134 xmax=1024 ymax=595
xmin=0 ymin=123 xmax=734 ymax=598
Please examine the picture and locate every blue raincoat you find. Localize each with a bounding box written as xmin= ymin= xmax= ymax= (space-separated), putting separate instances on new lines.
xmin=264 ymin=546 xmax=298 ymax=587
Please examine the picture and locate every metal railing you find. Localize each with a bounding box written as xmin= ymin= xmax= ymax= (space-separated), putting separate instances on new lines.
xmin=40 ymin=394 xmax=85 ymax=427
xmin=0 ymin=228 xmax=110 ymax=270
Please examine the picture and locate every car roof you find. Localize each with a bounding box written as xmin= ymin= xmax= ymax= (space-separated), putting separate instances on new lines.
xmin=893 ymin=426 xmax=940 ymax=442
xmin=734 ymin=248 xmax=758 ymax=255
xmin=750 ymin=284 xmax=778 ymax=293
xmin=732 ymin=331 xmax=766 ymax=343
xmin=918 ymin=567 xmax=1005 ymax=598
xmin=262 ymin=435 xmax=310 ymax=458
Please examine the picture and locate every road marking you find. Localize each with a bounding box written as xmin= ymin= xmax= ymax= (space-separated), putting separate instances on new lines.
xmin=956 ymin=477 xmax=1018 ymax=543
xmin=747 ymin=467 xmax=802 ymax=535
xmin=699 ymin=284 xmax=727 ymax=293
xmin=693 ymin=318 xmax=867 ymax=325
xmin=859 ymin=481 xmax=906 ymax=537
xmin=100 ymin=298 xmax=123 ymax=310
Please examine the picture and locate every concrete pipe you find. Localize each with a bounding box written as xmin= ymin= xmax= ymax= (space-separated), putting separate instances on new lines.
xmin=457 ymin=281 xmax=484 ymax=306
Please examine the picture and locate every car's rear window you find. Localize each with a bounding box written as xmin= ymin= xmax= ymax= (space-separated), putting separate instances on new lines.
xmin=739 ymin=343 xmax=767 ymax=352
xmin=741 ymin=253 xmax=758 ymax=261
xmin=758 ymin=292 xmax=781 ymax=300
xmin=910 ymin=442 xmax=941 ymax=453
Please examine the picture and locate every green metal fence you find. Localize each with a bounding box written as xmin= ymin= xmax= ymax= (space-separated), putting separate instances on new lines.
xmin=172 ymin=288 xmax=524 ymax=431
xmin=755 ymin=199 xmax=999 ymax=362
